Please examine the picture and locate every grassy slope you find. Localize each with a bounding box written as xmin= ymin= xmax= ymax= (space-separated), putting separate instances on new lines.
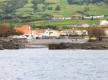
xmin=15 ymin=0 xmax=34 ymax=16
xmin=85 ymin=3 xmax=108 ymax=15
xmin=30 ymin=20 xmax=99 ymax=26
xmin=0 ymin=0 xmax=108 ymax=16
xmin=0 ymin=0 xmax=108 ymax=27
xmin=19 ymin=1 xmax=108 ymax=17
xmin=0 ymin=0 xmax=8 ymax=2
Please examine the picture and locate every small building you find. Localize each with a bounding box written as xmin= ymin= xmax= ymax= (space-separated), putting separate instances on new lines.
xmin=34 ymin=29 xmax=45 ymax=39
xmin=14 ymin=25 xmax=33 ymax=39
xmin=84 ymin=15 xmax=104 ymax=20
xmin=64 ymin=17 xmax=71 ymax=20
xmin=61 ymin=28 xmax=88 ymax=36
xmin=100 ymin=20 xmax=108 ymax=26
xmin=61 ymin=29 xmax=79 ymax=36
xmin=42 ymin=29 xmax=62 ymax=38
xmin=81 ymin=23 xmax=90 ymax=28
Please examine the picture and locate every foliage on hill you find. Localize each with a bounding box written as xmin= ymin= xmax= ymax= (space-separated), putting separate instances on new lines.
xmin=67 ymin=0 xmax=104 ymax=5
xmin=103 ymin=0 xmax=108 ymax=4
xmin=0 ymin=0 xmax=108 ymax=18
xmin=0 ymin=0 xmax=28 ymax=15
xmin=32 ymin=0 xmax=45 ymax=12
xmin=0 ymin=23 xmax=23 ymax=37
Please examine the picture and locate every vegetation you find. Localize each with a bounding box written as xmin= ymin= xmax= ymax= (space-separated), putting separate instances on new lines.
xmin=55 ymin=5 xmax=60 ymax=11
xmin=0 ymin=23 xmax=23 ymax=37
xmin=0 ymin=0 xmax=108 ymax=29
xmin=0 ymin=0 xmax=108 ymax=17
xmin=67 ymin=0 xmax=105 ymax=5
xmin=0 ymin=0 xmax=28 ymax=15
xmin=32 ymin=0 xmax=45 ymax=12
xmin=87 ymin=25 xmax=105 ymax=41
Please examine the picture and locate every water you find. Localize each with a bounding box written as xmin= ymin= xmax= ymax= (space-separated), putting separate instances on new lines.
xmin=0 ymin=48 xmax=108 ymax=80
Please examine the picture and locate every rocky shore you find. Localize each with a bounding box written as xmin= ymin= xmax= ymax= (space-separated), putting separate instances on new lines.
xmin=0 ymin=40 xmax=25 ymax=50
xmin=49 ymin=41 xmax=108 ymax=50
xmin=1 ymin=38 xmax=108 ymax=50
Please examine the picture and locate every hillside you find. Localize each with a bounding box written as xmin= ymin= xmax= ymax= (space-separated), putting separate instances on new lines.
xmin=0 ymin=0 xmax=108 ymax=18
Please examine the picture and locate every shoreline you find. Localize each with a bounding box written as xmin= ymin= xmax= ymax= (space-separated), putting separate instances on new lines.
xmin=1 ymin=38 xmax=108 ymax=50
xmin=49 ymin=41 xmax=108 ymax=50
xmin=0 ymin=40 xmax=25 ymax=50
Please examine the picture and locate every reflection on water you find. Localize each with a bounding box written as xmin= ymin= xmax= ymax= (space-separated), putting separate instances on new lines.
xmin=0 ymin=48 xmax=108 ymax=80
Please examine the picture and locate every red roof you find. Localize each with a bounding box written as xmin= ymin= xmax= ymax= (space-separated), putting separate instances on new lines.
xmin=34 ymin=29 xmax=45 ymax=34
xmin=104 ymin=28 xmax=108 ymax=31
xmin=15 ymin=25 xmax=31 ymax=34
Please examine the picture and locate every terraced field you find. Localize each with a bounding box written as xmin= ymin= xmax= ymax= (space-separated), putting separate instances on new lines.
xmin=0 ymin=0 xmax=108 ymax=28
xmin=0 ymin=0 xmax=108 ymax=17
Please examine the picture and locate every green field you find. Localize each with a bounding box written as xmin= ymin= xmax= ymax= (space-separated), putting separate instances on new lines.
xmin=14 ymin=0 xmax=108 ymax=17
xmin=0 ymin=0 xmax=108 ymax=29
xmin=3 ymin=19 xmax=99 ymax=28
xmin=0 ymin=0 xmax=108 ymax=17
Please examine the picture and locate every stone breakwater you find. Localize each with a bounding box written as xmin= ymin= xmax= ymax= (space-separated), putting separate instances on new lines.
xmin=49 ymin=42 xmax=108 ymax=50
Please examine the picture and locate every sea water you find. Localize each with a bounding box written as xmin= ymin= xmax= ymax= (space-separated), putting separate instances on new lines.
xmin=0 ymin=48 xmax=108 ymax=80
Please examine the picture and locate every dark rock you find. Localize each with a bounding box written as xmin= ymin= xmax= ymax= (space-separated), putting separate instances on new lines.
xmin=49 ymin=42 xmax=108 ymax=50
xmin=0 ymin=40 xmax=25 ymax=50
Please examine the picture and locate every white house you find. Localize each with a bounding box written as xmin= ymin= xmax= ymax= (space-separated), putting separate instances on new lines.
xmin=52 ymin=17 xmax=71 ymax=20
xmin=100 ymin=20 xmax=108 ymax=25
xmin=81 ymin=24 xmax=90 ymax=27
xmin=61 ymin=28 xmax=88 ymax=36
xmin=34 ymin=29 xmax=45 ymax=38
xmin=42 ymin=29 xmax=65 ymax=38
xmin=84 ymin=15 xmax=104 ymax=20
xmin=14 ymin=25 xmax=36 ymax=39
xmin=64 ymin=17 xmax=71 ymax=20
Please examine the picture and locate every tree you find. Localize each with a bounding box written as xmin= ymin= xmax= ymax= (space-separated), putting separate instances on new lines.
xmin=93 ymin=27 xmax=105 ymax=41
xmin=55 ymin=5 xmax=60 ymax=11
xmin=42 ymin=14 xmax=53 ymax=20
xmin=48 ymin=7 xmax=53 ymax=10
xmin=91 ymin=16 xmax=94 ymax=20
xmin=67 ymin=0 xmax=103 ymax=5
xmin=32 ymin=0 xmax=45 ymax=12
xmin=0 ymin=23 xmax=23 ymax=37
xmin=67 ymin=0 xmax=73 ymax=5
xmin=0 ymin=0 xmax=28 ymax=15
xmin=87 ymin=25 xmax=105 ymax=41
xmin=102 ymin=0 xmax=108 ymax=4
